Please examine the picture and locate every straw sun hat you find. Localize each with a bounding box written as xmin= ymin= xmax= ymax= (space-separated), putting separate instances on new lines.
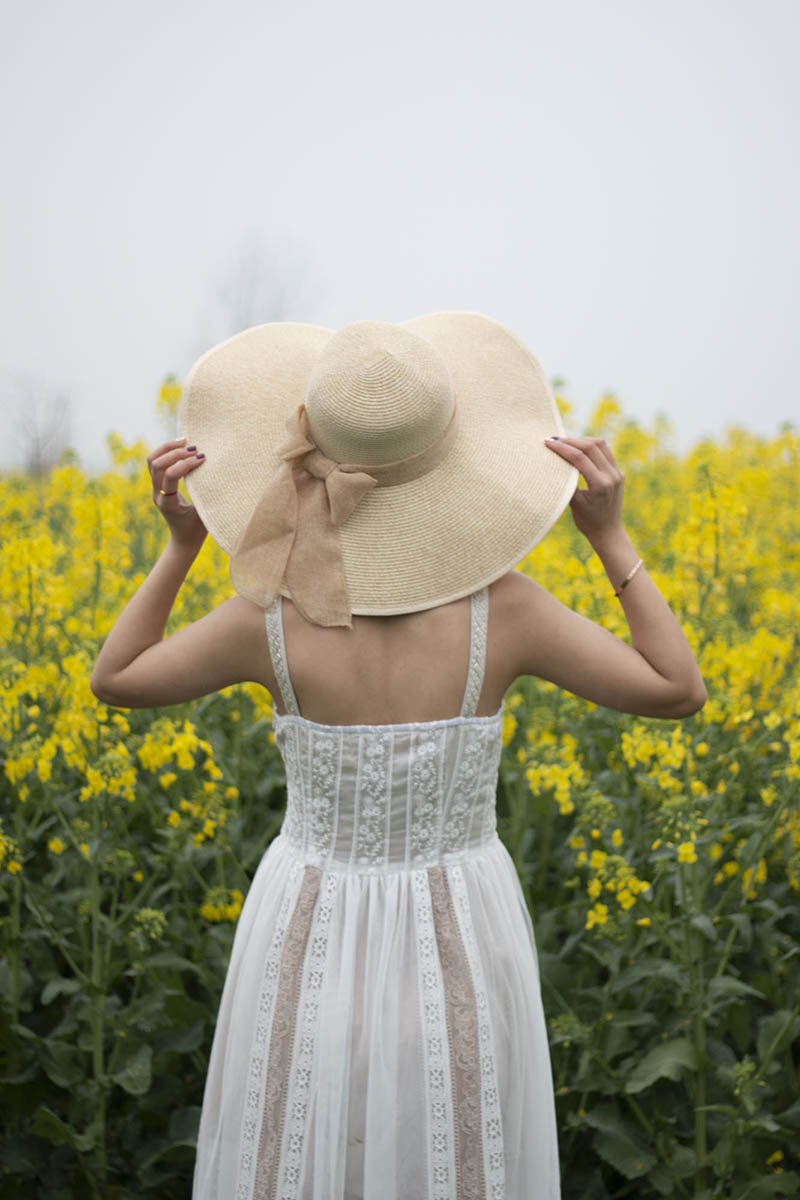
xmin=179 ymin=310 xmax=578 ymax=628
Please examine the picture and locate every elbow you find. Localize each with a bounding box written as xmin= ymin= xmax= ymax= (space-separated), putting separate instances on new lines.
xmin=673 ymin=686 xmax=709 ymax=717
xmin=90 ymin=674 xmax=119 ymax=706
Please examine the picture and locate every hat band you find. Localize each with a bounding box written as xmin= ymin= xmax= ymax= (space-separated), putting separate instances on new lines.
xmin=302 ymin=402 xmax=459 ymax=487
xmin=229 ymin=400 xmax=459 ymax=626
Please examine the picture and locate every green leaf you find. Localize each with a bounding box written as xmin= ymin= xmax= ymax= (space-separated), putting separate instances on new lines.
xmin=41 ymin=976 xmax=82 ymax=1006
xmin=111 ymin=1042 xmax=152 ymax=1095
xmin=727 ymin=912 xmax=753 ymax=949
xmin=141 ymin=950 xmax=204 ymax=976
xmin=163 ymin=1018 xmax=205 ymax=1053
xmin=137 ymin=1106 xmax=201 ymax=1170
xmin=582 ymin=1101 xmax=634 ymax=1139
xmin=592 ymin=1130 xmax=656 ymax=1179
xmin=31 ymin=1106 xmax=96 ymax=1152
xmin=757 ymin=1008 xmax=800 ymax=1066
xmin=609 ymin=958 xmax=685 ymax=994
xmin=775 ymin=1095 xmax=800 ymax=1132
xmin=707 ymin=976 xmax=766 ymax=1003
xmin=690 ymin=913 xmax=718 ymax=942
xmin=731 ymin=1173 xmax=800 ymax=1199
xmin=42 ymin=1039 xmax=84 ymax=1087
xmin=625 ymin=1037 xmax=697 ymax=1094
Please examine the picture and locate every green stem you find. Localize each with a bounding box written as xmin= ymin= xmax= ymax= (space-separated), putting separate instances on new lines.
xmin=8 ymin=801 xmax=23 ymax=1078
xmin=89 ymin=803 xmax=107 ymax=1181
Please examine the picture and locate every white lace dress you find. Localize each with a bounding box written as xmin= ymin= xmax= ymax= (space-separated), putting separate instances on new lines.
xmin=192 ymin=586 xmax=561 ymax=1200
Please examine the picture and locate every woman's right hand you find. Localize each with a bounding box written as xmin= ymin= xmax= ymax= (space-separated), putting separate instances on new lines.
xmin=544 ymin=435 xmax=625 ymax=544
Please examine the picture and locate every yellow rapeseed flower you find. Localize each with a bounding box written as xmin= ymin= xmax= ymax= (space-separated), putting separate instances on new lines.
xmin=586 ymin=902 xmax=609 ymax=930
xmin=678 ymin=842 xmax=698 ymax=864
xmin=48 ymin=837 xmax=65 ymax=854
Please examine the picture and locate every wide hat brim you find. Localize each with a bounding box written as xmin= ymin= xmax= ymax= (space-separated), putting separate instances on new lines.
xmin=179 ymin=310 xmax=578 ymax=615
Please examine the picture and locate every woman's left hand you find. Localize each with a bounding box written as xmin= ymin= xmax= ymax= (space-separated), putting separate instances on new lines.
xmin=148 ymin=437 xmax=208 ymax=550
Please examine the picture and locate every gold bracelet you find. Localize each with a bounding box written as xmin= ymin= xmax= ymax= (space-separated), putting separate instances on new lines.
xmin=613 ymin=558 xmax=643 ymax=597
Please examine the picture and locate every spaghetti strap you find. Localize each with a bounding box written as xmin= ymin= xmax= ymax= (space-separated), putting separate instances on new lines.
xmin=263 ymin=595 xmax=301 ymax=716
xmin=459 ymin=585 xmax=489 ymax=718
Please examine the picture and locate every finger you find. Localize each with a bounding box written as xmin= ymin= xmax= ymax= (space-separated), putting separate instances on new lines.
xmin=545 ymin=439 xmax=608 ymax=490
xmin=147 ymin=437 xmax=187 ymax=466
xmin=160 ymin=455 xmax=205 ymax=493
xmin=149 ymin=444 xmax=197 ymax=474
xmin=553 ymin=436 xmax=618 ymax=472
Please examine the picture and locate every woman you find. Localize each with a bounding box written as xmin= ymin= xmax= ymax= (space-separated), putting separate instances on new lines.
xmin=91 ymin=313 xmax=707 ymax=1199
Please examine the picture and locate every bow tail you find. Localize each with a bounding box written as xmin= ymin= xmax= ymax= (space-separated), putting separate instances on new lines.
xmin=285 ymin=472 xmax=354 ymax=627
xmin=229 ymin=464 xmax=297 ymax=608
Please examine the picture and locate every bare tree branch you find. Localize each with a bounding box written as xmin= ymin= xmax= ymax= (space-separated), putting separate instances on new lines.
xmin=6 ymin=373 xmax=72 ymax=477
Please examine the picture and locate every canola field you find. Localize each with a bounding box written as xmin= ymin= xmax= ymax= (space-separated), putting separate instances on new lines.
xmin=1 ymin=394 xmax=799 ymax=1198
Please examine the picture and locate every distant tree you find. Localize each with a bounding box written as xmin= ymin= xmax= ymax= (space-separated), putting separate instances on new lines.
xmin=8 ymin=373 xmax=73 ymax=477
xmin=194 ymin=228 xmax=316 ymax=356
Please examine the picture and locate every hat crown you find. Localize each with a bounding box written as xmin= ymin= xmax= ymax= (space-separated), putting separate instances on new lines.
xmin=304 ymin=321 xmax=455 ymax=466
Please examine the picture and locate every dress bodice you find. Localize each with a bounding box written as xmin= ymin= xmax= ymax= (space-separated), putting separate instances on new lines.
xmin=264 ymin=587 xmax=504 ymax=873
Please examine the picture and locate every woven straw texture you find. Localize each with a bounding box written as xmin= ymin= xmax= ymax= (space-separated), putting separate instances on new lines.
xmin=180 ymin=310 xmax=578 ymax=615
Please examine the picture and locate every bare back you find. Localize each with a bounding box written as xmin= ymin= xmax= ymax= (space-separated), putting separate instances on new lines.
xmin=254 ymin=572 xmax=520 ymax=725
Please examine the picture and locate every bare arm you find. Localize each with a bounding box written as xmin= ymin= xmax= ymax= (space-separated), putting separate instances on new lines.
xmin=90 ymin=434 xmax=267 ymax=708
xmin=89 ymin=540 xmax=267 ymax=708
xmin=506 ymin=435 xmax=707 ymax=718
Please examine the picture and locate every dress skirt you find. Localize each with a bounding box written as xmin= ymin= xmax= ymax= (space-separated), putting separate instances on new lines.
xmin=192 ymin=830 xmax=561 ymax=1200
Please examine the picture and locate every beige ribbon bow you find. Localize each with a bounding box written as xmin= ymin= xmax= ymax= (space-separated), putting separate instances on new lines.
xmin=230 ymin=403 xmax=378 ymax=627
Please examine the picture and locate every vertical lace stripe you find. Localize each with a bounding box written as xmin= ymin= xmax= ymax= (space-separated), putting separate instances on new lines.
xmin=236 ymin=858 xmax=305 ymax=1200
xmin=264 ymin=596 xmax=301 ymax=716
xmin=427 ymin=865 xmax=487 ymax=1200
xmin=252 ymin=864 xmax=322 ymax=1200
xmin=277 ymin=870 xmax=339 ymax=1198
xmin=448 ymin=864 xmax=506 ymax=1199
xmin=460 ymin=587 xmax=489 ymax=719
xmin=413 ymin=868 xmax=457 ymax=1198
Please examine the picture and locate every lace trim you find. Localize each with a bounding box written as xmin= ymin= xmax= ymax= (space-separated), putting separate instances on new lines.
xmin=264 ymin=596 xmax=300 ymax=716
xmin=428 ymin=865 xmax=487 ymax=1199
xmin=460 ymin=587 xmax=489 ymax=719
xmin=276 ymin=871 xmax=339 ymax=1197
xmin=449 ymin=864 xmax=506 ymax=1199
xmin=252 ymin=864 xmax=322 ymax=1200
xmin=354 ymin=729 xmax=394 ymax=866
xmin=440 ymin=724 xmax=492 ymax=855
xmin=236 ymin=858 xmax=305 ymax=1200
xmin=413 ymin=868 xmax=456 ymax=1198
xmin=409 ymin=729 xmax=448 ymax=864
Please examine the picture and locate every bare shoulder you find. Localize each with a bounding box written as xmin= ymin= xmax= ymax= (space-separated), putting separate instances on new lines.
xmin=486 ymin=568 xmax=545 ymax=679
xmin=225 ymin=593 xmax=275 ymax=691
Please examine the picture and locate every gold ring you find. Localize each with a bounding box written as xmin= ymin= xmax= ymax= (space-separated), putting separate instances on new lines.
xmin=160 ymin=488 xmax=178 ymax=496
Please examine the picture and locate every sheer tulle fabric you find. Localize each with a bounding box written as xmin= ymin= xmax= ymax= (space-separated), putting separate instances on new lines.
xmin=192 ymin=588 xmax=561 ymax=1199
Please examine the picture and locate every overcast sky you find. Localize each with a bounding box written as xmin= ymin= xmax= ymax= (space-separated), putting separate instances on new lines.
xmin=1 ymin=0 xmax=797 ymax=475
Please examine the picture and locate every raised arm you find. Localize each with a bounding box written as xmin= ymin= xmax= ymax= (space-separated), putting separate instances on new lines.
xmin=503 ymin=436 xmax=707 ymax=718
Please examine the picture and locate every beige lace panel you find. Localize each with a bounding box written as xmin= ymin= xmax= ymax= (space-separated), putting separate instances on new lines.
xmin=427 ymin=864 xmax=487 ymax=1200
xmin=254 ymin=864 xmax=322 ymax=1199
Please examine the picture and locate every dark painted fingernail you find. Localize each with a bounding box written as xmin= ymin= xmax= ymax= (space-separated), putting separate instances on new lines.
xmin=545 ymin=436 xmax=560 ymax=442
xmin=196 ymin=452 xmax=205 ymax=458
xmin=186 ymin=445 xmax=196 ymax=452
